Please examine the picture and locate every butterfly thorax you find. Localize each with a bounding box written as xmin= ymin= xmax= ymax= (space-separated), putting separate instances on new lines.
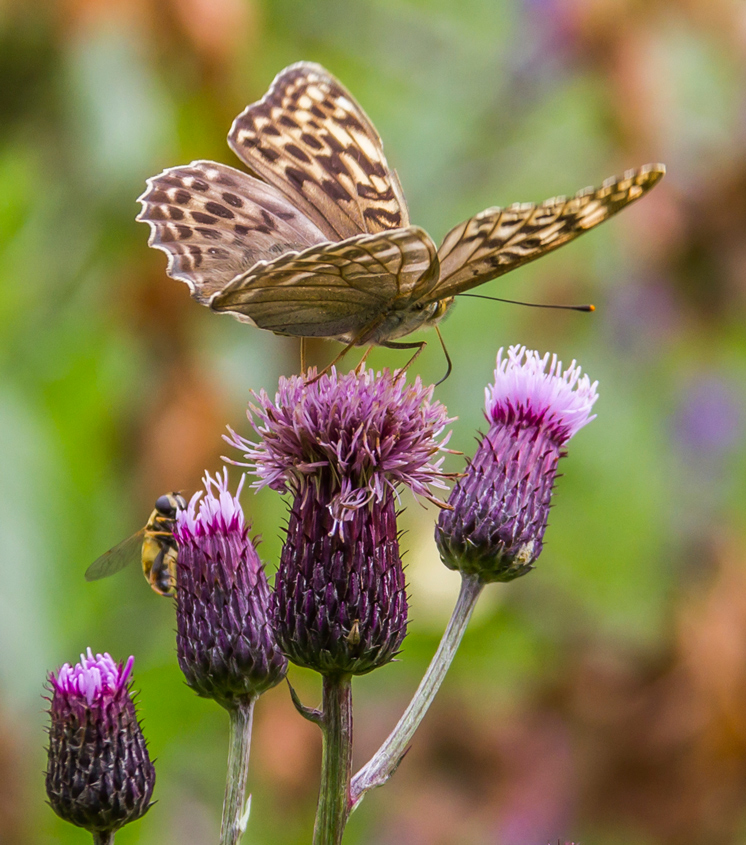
xmin=346 ymin=296 xmax=455 ymax=346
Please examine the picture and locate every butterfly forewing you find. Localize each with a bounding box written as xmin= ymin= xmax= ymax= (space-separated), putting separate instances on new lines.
xmin=426 ymin=163 xmax=665 ymax=302
xmin=85 ymin=530 xmax=146 ymax=582
xmin=211 ymin=226 xmax=438 ymax=339
xmin=228 ymin=62 xmax=409 ymax=241
xmin=137 ymin=160 xmax=328 ymax=301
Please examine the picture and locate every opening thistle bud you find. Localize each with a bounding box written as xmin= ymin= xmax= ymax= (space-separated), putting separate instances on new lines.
xmin=45 ymin=649 xmax=155 ymax=836
xmin=174 ymin=469 xmax=287 ymax=707
xmin=228 ymin=368 xmax=451 ymax=676
xmin=436 ymin=346 xmax=599 ymax=582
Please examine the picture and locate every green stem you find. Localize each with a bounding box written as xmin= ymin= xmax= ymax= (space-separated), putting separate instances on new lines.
xmin=92 ymin=832 xmax=114 ymax=845
xmin=350 ymin=573 xmax=484 ymax=808
xmin=220 ymin=696 xmax=257 ymax=845
xmin=313 ymin=674 xmax=353 ymax=845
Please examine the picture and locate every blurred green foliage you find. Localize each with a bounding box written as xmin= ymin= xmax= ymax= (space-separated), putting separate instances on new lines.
xmin=2 ymin=1 xmax=746 ymax=843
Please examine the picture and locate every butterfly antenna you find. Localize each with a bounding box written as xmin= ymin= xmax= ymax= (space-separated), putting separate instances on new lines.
xmin=458 ymin=293 xmax=595 ymax=312
xmin=434 ymin=326 xmax=453 ymax=386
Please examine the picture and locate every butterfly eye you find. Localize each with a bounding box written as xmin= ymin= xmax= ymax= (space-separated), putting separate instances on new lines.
xmin=154 ymin=495 xmax=178 ymax=518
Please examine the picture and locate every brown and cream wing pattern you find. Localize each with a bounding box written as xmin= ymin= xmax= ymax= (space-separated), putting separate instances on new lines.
xmin=425 ymin=164 xmax=665 ymax=303
xmin=211 ymin=226 xmax=438 ymax=339
xmin=136 ymin=160 xmax=329 ymax=302
xmin=228 ymin=62 xmax=409 ymax=241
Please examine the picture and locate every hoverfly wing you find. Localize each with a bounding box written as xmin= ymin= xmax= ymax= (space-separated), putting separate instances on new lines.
xmin=228 ymin=62 xmax=410 ymax=240
xmin=85 ymin=530 xmax=146 ymax=582
xmin=424 ymin=163 xmax=665 ymax=302
xmin=137 ymin=161 xmax=328 ymax=304
xmin=211 ymin=226 xmax=438 ymax=338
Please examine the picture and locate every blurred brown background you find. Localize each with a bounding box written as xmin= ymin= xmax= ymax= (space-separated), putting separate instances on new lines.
xmin=2 ymin=0 xmax=746 ymax=843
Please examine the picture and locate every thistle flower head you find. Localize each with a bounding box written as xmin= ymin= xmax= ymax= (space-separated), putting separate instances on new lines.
xmin=46 ymin=650 xmax=154 ymax=834
xmin=436 ymin=346 xmax=598 ymax=582
xmin=486 ymin=346 xmax=598 ymax=443
xmin=177 ymin=468 xmax=246 ymax=539
xmin=227 ymin=368 xmax=451 ymax=676
xmin=51 ymin=649 xmax=133 ymax=705
xmin=226 ymin=367 xmax=452 ymax=531
xmin=174 ymin=469 xmax=287 ymax=707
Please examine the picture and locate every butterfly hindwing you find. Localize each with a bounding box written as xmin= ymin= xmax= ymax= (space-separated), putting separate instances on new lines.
xmin=426 ymin=164 xmax=665 ymax=302
xmin=137 ymin=160 xmax=328 ymax=301
xmin=228 ymin=62 xmax=410 ymax=241
xmin=211 ymin=226 xmax=438 ymax=340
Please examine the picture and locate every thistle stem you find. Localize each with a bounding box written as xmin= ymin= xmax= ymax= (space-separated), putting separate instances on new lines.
xmin=313 ymin=674 xmax=353 ymax=845
xmin=92 ymin=833 xmax=114 ymax=845
xmin=350 ymin=573 xmax=484 ymax=808
xmin=220 ymin=696 xmax=257 ymax=845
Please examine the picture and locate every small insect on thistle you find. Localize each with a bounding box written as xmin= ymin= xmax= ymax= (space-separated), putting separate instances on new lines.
xmin=85 ymin=493 xmax=186 ymax=596
xmin=138 ymin=62 xmax=665 ymax=363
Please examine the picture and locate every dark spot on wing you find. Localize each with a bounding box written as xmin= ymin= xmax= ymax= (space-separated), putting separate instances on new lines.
xmin=192 ymin=212 xmax=218 ymax=225
xmin=169 ymin=207 xmax=185 ymax=220
xmin=363 ymin=207 xmax=402 ymax=228
xmin=285 ymin=166 xmax=308 ymax=189
xmin=339 ymin=113 xmax=364 ymax=133
xmin=196 ymin=226 xmax=221 ymax=240
xmin=176 ymin=226 xmax=192 ymax=239
xmin=258 ymin=146 xmax=281 ymax=163
xmin=192 ymin=180 xmax=208 ymax=192
xmin=285 ymin=143 xmax=312 ymax=164
xmin=279 ymin=115 xmax=300 ymax=129
xmin=235 ymin=224 xmax=250 ymax=236
xmin=205 ymin=201 xmax=235 ymax=219
xmin=358 ymin=184 xmax=394 ymax=201
xmin=260 ymin=210 xmax=276 ymax=230
xmin=321 ymin=179 xmax=352 ymax=202
xmin=175 ymin=190 xmax=191 ymax=205
xmin=301 ymin=133 xmax=323 ymax=150
xmin=324 ymin=133 xmax=345 ymax=154
xmin=222 ymin=192 xmax=243 ymax=208
xmin=316 ymin=154 xmax=346 ymax=178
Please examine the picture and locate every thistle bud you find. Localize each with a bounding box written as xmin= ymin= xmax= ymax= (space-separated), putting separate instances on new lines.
xmin=45 ymin=650 xmax=154 ymax=835
xmin=174 ymin=469 xmax=287 ymax=708
xmin=228 ymin=368 xmax=451 ymax=676
xmin=436 ymin=346 xmax=598 ymax=582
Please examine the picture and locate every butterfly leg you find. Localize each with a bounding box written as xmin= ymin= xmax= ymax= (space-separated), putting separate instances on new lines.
xmin=355 ymin=346 xmax=374 ymax=373
xmin=307 ymin=318 xmax=387 ymax=384
xmin=305 ymin=338 xmax=359 ymax=384
xmin=300 ymin=337 xmax=308 ymax=375
xmin=381 ymin=339 xmax=427 ymax=376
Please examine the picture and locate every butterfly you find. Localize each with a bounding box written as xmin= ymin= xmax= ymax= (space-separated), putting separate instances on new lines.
xmin=137 ymin=62 xmax=664 ymax=353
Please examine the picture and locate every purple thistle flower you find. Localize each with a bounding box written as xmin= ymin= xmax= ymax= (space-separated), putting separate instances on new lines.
xmin=174 ymin=469 xmax=287 ymax=707
xmin=227 ymin=368 xmax=452 ymax=676
xmin=227 ymin=367 xmax=451 ymax=532
xmin=45 ymin=649 xmax=155 ymax=835
xmin=436 ymin=346 xmax=598 ymax=582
